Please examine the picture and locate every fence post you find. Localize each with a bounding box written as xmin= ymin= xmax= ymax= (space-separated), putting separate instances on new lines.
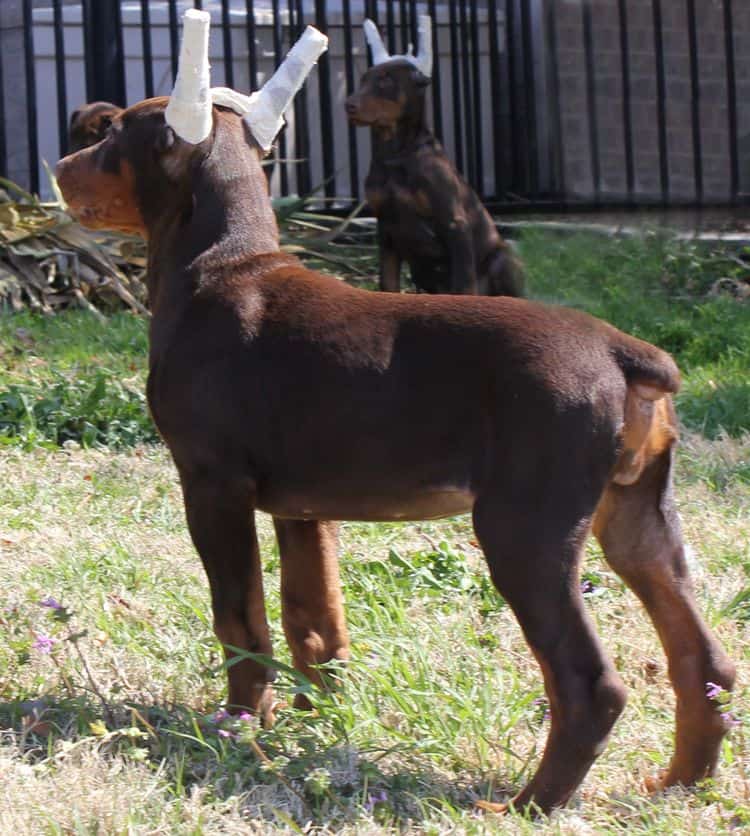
xmin=82 ymin=0 xmax=127 ymax=106
xmin=0 ymin=0 xmax=35 ymax=190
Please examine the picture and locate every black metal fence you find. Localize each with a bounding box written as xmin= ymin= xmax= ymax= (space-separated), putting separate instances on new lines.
xmin=1 ymin=0 xmax=748 ymax=209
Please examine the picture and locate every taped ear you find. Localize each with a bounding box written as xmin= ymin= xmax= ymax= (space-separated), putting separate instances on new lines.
xmin=165 ymin=9 xmax=213 ymax=144
xmin=363 ymin=15 xmax=433 ymax=78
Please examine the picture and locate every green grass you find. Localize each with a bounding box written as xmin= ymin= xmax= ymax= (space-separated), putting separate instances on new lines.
xmin=0 ymin=231 xmax=748 ymax=450
xmin=0 ymin=229 xmax=749 ymax=833
xmin=523 ymin=231 xmax=750 ymax=439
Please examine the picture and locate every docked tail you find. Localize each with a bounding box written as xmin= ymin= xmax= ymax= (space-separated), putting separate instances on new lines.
xmin=610 ymin=332 xmax=680 ymax=400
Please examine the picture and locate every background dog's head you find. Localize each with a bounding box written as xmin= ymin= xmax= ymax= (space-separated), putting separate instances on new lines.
xmin=346 ymin=60 xmax=430 ymax=133
xmin=68 ymin=102 xmax=124 ymax=153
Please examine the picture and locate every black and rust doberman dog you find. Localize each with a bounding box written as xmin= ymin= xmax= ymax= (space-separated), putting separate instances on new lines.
xmin=68 ymin=101 xmax=123 ymax=153
xmin=57 ymin=98 xmax=734 ymax=814
xmin=346 ymin=48 xmax=523 ymax=295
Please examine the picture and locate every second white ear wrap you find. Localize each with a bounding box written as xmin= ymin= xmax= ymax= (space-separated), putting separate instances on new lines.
xmin=413 ymin=15 xmax=433 ymax=78
xmin=244 ymin=26 xmax=328 ymax=152
xmin=363 ymin=18 xmax=391 ymax=65
xmin=362 ymin=15 xmax=433 ymax=78
xmin=165 ymin=9 xmax=213 ymax=144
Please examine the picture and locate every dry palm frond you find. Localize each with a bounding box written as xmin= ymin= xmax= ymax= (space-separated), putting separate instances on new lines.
xmin=0 ymin=174 xmax=377 ymax=316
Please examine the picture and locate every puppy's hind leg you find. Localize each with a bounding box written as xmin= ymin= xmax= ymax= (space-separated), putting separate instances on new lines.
xmin=473 ymin=495 xmax=627 ymax=815
xmin=593 ymin=409 xmax=735 ymax=790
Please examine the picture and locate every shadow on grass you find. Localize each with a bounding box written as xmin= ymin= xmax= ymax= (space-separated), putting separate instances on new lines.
xmin=0 ymin=693 xmax=521 ymax=829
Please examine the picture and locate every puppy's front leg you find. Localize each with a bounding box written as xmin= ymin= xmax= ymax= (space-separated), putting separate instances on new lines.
xmin=445 ymin=220 xmax=478 ymax=294
xmin=378 ymin=228 xmax=402 ymax=292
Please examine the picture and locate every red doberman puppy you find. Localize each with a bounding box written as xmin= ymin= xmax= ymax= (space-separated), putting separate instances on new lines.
xmin=346 ymin=18 xmax=523 ymax=297
xmin=56 ymin=13 xmax=734 ymax=817
xmin=69 ymin=101 xmax=124 ymax=153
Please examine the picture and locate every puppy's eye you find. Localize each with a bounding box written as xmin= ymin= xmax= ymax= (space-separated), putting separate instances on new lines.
xmin=100 ymin=116 xmax=113 ymax=131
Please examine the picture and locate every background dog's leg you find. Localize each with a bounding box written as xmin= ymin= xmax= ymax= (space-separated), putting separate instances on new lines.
xmin=274 ymin=519 xmax=350 ymax=709
xmin=473 ymin=499 xmax=627 ymax=815
xmin=593 ymin=446 xmax=736 ymax=790
xmin=181 ymin=475 xmax=276 ymax=725
xmin=378 ymin=230 xmax=402 ymax=292
xmin=446 ymin=224 xmax=478 ymax=294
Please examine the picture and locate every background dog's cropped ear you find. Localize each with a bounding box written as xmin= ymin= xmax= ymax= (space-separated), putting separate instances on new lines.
xmin=69 ymin=109 xmax=81 ymax=129
xmin=155 ymin=125 xmax=176 ymax=154
xmin=414 ymin=70 xmax=431 ymax=88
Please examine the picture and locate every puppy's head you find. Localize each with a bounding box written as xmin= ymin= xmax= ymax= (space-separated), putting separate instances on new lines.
xmin=56 ymin=97 xmax=219 ymax=238
xmin=345 ymin=59 xmax=429 ymax=131
xmin=68 ymin=102 xmax=124 ymax=152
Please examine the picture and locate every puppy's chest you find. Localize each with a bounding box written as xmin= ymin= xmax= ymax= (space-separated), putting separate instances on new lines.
xmin=366 ymin=170 xmax=433 ymax=220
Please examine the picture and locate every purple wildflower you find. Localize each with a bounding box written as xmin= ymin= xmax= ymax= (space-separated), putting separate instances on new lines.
xmin=533 ymin=696 xmax=551 ymax=721
xmin=365 ymin=790 xmax=388 ymax=812
xmin=32 ymin=633 xmax=56 ymax=654
xmin=238 ymin=712 xmax=253 ymax=723
xmin=722 ymin=711 xmax=741 ymax=729
xmin=217 ymin=728 xmax=235 ymax=739
xmin=211 ymin=709 xmax=230 ymax=724
xmin=38 ymin=597 xmax=63 ymax=610
xmin=580 ymin=579 xmax=596 ymax=595
xmin=705 ymin=681 xmax=724 ymax=700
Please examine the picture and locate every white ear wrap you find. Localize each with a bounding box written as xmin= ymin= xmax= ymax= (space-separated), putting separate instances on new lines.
xmin=165 ymin=9 xmax=213 ymax=144
xmin=244 ymin=26 xmax=328 ymax=152
xmin=413 ymin=15 xmax=433 ymax=78
xmin=363 ymin=15 xmax=433 ymax=78
xmin=363 ymin=18 xmax=391 ymax=66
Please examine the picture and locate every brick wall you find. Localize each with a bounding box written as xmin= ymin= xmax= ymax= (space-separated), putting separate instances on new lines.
xmin=553 ymin=0 xmax=750 ymax=203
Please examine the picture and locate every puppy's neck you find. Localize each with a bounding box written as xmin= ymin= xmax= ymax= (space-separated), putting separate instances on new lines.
xmin=147 ymin=114 xmax=279 ymax=304
xmin=372 ymin=96 xmax=431 ymax=160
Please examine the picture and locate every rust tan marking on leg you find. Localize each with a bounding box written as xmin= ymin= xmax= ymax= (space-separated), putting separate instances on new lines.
xmin=612 ymin=391 xmax=678 ymax=486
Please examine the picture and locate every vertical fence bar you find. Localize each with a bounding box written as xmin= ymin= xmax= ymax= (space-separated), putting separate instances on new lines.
xmin=245 ymin=0 xmax=258 ymax=89
xmin=293 ymin=0 xmax=312 ymax=194
xmin=447 ymin=0 xmax=464 ymax=172
xmin=469 ymin=0 xmax=484 ymax=196
xmin=342 ymin=0 xmax=360 ymax=201
xmin=385 ymin=0 xmax=396 ymax=53
xmin=685 ymin=0 xmax=702 ymax=203
xmin=582 ymin=0 xmax=600 ymax=201
xmin=221 ymin=0 xmax=235 ymax=88
xmin=193 ymin=0 xmax=203 ymax=9
xmin=398 ymin=0 xmax=409 ymax=53
xmin=520 ymin=0 xmax=538 ymax=197
xmin=652 ymin=0 xmax=669 ymax=203
xmin=22 ymin=0 xmax=39 ymax=194
xmin=617 ymin=0 xmax=634 ymax=201
xmin=53 ymin=0 xmax=69 ymax=157
xmin=140 ymin=0 xmax=154 ymax=99
xmin=545 ymin=0 xmax=565 ymax=199
xmin=723 ymin=0 xmax=739 ymax=202
xmin=458 ymin=0 xmax=475 ymax=186
xmin=315 ymin=0 xmax=336 ymax=199
xmin=0 ymin=22 xmax=6 ymax=178
xmin=505 ymin=0 xmax=520 ymax=194
xmin=426 ymin=0 xmax=443 ymax=140
xmin=271 ymin=0 xmax=289 ymax=194
xmin=82 ymin=0 xmax=126 ymax=105
xmin=168 ymin=0 xmax=179 ymax=81
xmin=408 ymin=0 xmax=417 ymax=48
xmin=487 ymin=0 xmax=504 ymax=199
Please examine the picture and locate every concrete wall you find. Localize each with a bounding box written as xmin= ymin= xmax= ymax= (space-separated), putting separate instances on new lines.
xmin=555 ymin=0 xmax=750 ymax=203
